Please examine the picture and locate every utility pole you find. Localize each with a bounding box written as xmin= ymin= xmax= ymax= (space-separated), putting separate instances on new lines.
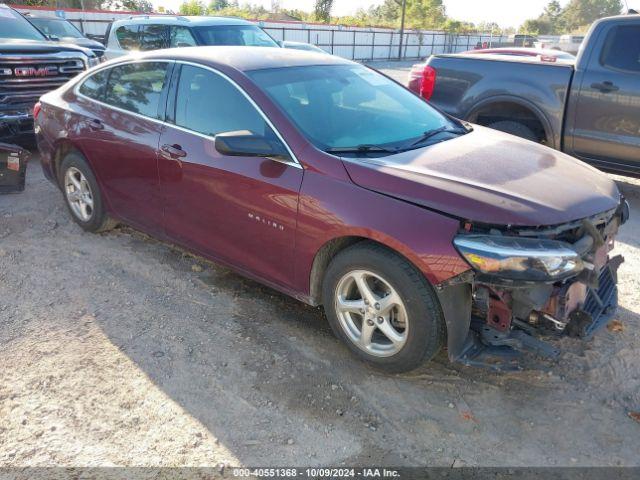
xmin=398 ymin=0 xmax=407 ymax=59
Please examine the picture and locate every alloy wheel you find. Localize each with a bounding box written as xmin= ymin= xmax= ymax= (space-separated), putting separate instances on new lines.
xmin=334 ymin=269 xmax=408 ymax=357
xmin=64 ymin=167 xmax=94 ymax=222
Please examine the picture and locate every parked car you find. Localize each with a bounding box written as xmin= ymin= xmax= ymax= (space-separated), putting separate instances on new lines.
xmin=409 ymin=14 xmax=640 ymax=177
xmin=536 ymin=34 xmax=585 ymax=55
xmin=23 ymin=14 xmax=106 ymax=59
xmin=281 ymin=40 xmax=327 ymax=54
xmin=461 ymin=47 xmax=575 ymax=62
xmin=103 ymin=15 xmax=279 ymax=60
xmin=35 ymin=46 xmax=628 ymax=372
xmin=0 ymin=4 xmax=98 ymax=144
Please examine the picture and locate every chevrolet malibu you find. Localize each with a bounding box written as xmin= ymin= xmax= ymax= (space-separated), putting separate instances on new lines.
xmin=35 ymin=47 xmax=628 ymax=372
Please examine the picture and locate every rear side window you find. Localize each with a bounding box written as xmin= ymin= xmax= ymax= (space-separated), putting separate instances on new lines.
xmin=115 ymin=25 xmax=140 ymax=50
xmin=170 ymin=26 xmax=197 ymax=47
xmin=140 ymin=24 xmax=169 ymax=50
xmin=103 ymin=62 xmax=170 ymax=118
xmin=173 ymin=64 xmax=270 ymax=137
xmin=601 ymin=25 xmax=640 ymax=73
xmin=78 ymin=68 xmax=110 ymax=100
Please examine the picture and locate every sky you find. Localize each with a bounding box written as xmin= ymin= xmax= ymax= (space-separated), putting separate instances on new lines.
xmin=152 ymin=0 xmax=640 ymax=28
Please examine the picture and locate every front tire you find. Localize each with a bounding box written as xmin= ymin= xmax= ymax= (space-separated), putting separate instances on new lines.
xmin=59 ymin=151 xmax=116 ymax=233
xmin=322 ymin=242 xmax=445 ymax=373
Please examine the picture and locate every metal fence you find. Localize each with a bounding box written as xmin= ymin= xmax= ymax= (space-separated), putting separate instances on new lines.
xmin=13 ymin=6 xmax=509 ymax=62
xmin=262 ymin=26 xmax=508 ymax=61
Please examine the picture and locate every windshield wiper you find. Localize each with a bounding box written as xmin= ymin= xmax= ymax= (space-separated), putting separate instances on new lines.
xmin=325 ymin=144 xmax=399 ymax=154
xmin=407 ymin=125 xmax=469 ymax=148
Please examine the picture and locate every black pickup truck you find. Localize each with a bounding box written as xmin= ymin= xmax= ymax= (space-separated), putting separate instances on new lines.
xmin=411 ymin=14 xmax=640 ymax=177
xmin=1 ymin=4 xmax=98 ymax=144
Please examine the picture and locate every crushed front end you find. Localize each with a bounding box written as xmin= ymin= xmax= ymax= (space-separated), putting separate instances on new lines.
xmin=436 ymin=199 xmax=629 ymax=370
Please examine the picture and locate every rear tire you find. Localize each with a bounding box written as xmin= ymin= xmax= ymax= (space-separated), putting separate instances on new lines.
xmin=59 ymin=151 xmax=116 ymax=233
xmin=487 ymin=120 xmax=538 ymax=142
xmin=322 ymin=242 xmax=445 ymax=373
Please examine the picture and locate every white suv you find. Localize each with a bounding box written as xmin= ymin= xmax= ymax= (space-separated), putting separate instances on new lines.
xmin=104 ymin=15 xmax=279 ymax=60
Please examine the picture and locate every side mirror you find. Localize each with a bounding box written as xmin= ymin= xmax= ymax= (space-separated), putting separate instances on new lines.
xmin=214 ymin=131 xmax=291 ymax=161
xmin=48 ymin=35 xmax=60 ymax=41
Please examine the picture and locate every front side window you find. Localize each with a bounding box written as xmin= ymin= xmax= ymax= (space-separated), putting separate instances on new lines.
xmin=0 ymin=7 xmax=46 ymax=40
xmin=115 ymin=25 xmax=140 ymax=50
xmin=103 ymin=62 xmax=170 ymax=118
xmin=601 ymin=25 xmax=640 ymax=73
xmin=140 ymin=24 xmax=169 ymax=51
xmin=173 ymin=64 xmax=273 ymax=139
xmin=170 ymin=26 xmax=197 ymax=47
xmin=248 ymin=64 xmax=458 ymax=153
xmin=78 ymin=68 xmax=111 ymax=100
xmin=192 ymin=25 xmax=277 ymax=47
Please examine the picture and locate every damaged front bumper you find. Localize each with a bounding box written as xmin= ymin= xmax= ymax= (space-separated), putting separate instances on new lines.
xmin=436 ymin=200 xmax=629 ymax=371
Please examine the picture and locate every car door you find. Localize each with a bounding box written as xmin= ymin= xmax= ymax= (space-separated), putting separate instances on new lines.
xmin=73 ymin=61 xmax=173 ymax=235
xmin=569 ymin=22 xmax=640 ymax=173
xmin=158 ymin=64 xmax=303 ymax=289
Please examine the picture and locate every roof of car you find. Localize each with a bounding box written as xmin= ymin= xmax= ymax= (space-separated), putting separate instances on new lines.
xmin=110 ymin=15 xmax=255 ymax=27
xmin=127 ymin=45 xmax=351 ymax=71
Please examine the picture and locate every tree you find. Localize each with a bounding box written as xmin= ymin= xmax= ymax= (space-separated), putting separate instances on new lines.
xmin=108 ymin=0 xmax=153 ymax=12
xmin=179 ymin=0 xmax=205 ymax=15
xmin=313 ymin=0 xmax=333 ymax=23
xmin=207 ymin=0 xmax=229 ymax=11
xmin=522 ymin=17 xmax=553 ymax=35
xmin=561 ymin=0 xmax=622 ymax=31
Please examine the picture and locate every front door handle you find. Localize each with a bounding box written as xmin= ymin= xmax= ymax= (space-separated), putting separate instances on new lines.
xmin=591 ymin=81 xmax=619 ymax=93
xmin=160 ymin=143 xmax=187 ymax=159
xmin=88 ymin=119 xmax=104 ymax=130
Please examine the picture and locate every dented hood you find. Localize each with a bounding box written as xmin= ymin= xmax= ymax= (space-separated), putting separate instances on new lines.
xmin=342 ymin=126 xmax=620 ymax=226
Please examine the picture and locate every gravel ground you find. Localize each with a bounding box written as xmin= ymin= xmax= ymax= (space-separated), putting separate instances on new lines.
xmin=1 ymin=93 xmax=639 ymax=465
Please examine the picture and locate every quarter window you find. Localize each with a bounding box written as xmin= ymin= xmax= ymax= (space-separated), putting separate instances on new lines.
xmin=170 ymin=26 xmax=197 ymax=47
xmin=103 ymin=62 xmax=170 ymax=118
xmin=115 ymin=25 xmax=140 ymax=50
xmin=601 ymin=25 xmax=640 ymax=73
xmin=174 ymin=65 xmax=272 ymax=138
xmin=140 ymin=24 xmax=169 ymax=50
xmin=78 ymin=68 xmax=110 ymax=100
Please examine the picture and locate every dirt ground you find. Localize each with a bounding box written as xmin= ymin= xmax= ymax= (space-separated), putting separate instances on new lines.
xmin=1 ymin=85 xmax=639 ymax=466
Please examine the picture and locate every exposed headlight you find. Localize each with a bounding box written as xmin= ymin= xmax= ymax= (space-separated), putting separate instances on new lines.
xmin=453 ymin=234 xmax=583 ymax=282
xmin=87 ymin=56 xmax=100 ymax=68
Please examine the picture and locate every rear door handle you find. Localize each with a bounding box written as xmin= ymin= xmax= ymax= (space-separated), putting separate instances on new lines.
xmin=160 ymin=143 xmax=187 ymax=159
xmin=591 ymin=81 xmax=619 ymax=93
xmin=88 ymin=119 xmax=104 ymax=130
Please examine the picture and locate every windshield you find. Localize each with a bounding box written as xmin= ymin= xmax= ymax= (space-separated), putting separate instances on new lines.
xmin=0 ymin=8 xmax=46 ymax=40
xmin=29 ymin=17 xmax=84 ymax=38
xmin=248 ymin=64 xmax=460 ymax=154
xmin=193 ymin=25 xmax=277 ymax=47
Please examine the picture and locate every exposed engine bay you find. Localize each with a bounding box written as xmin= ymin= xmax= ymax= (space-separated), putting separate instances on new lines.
xmin=437 ymin=198 xmax=630 ymax=370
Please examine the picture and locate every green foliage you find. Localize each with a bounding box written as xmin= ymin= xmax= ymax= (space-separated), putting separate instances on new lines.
xmin=179 ymin=0 xmax=205 ymax=15
xmin=522 ymin=0 xmax=622 ymax=34
xmin=314 ymin=0 xmax=333 ymax=23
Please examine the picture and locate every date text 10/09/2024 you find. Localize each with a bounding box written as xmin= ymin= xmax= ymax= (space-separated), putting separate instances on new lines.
xmin=232 ymin=468 xmax=401 ymax=478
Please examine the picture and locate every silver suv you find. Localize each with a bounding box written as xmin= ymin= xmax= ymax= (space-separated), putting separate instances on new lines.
xmin=104 ymin=15 xmax=279 ymax=60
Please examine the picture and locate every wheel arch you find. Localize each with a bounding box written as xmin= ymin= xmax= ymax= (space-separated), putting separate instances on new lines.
xmin=307 ymin=234 xmax=439 ymax=307
xmin=465 ymin=95 xmax=556 ymax=148
xmin=51 ymin=139 xmax=85 ymax=187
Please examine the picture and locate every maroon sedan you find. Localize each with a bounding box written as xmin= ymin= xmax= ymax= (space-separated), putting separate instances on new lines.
xmin=35 ymin=47 xmax=628 ymax=372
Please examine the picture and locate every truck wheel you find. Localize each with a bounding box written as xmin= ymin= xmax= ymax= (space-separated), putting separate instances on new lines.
xmin=322 ymin=242 xmax=445 ymax=373
xmin=487 ymin=120 xmax=538 ymax=142
xmin=59 ymin=152 xmax=116 ymax=233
